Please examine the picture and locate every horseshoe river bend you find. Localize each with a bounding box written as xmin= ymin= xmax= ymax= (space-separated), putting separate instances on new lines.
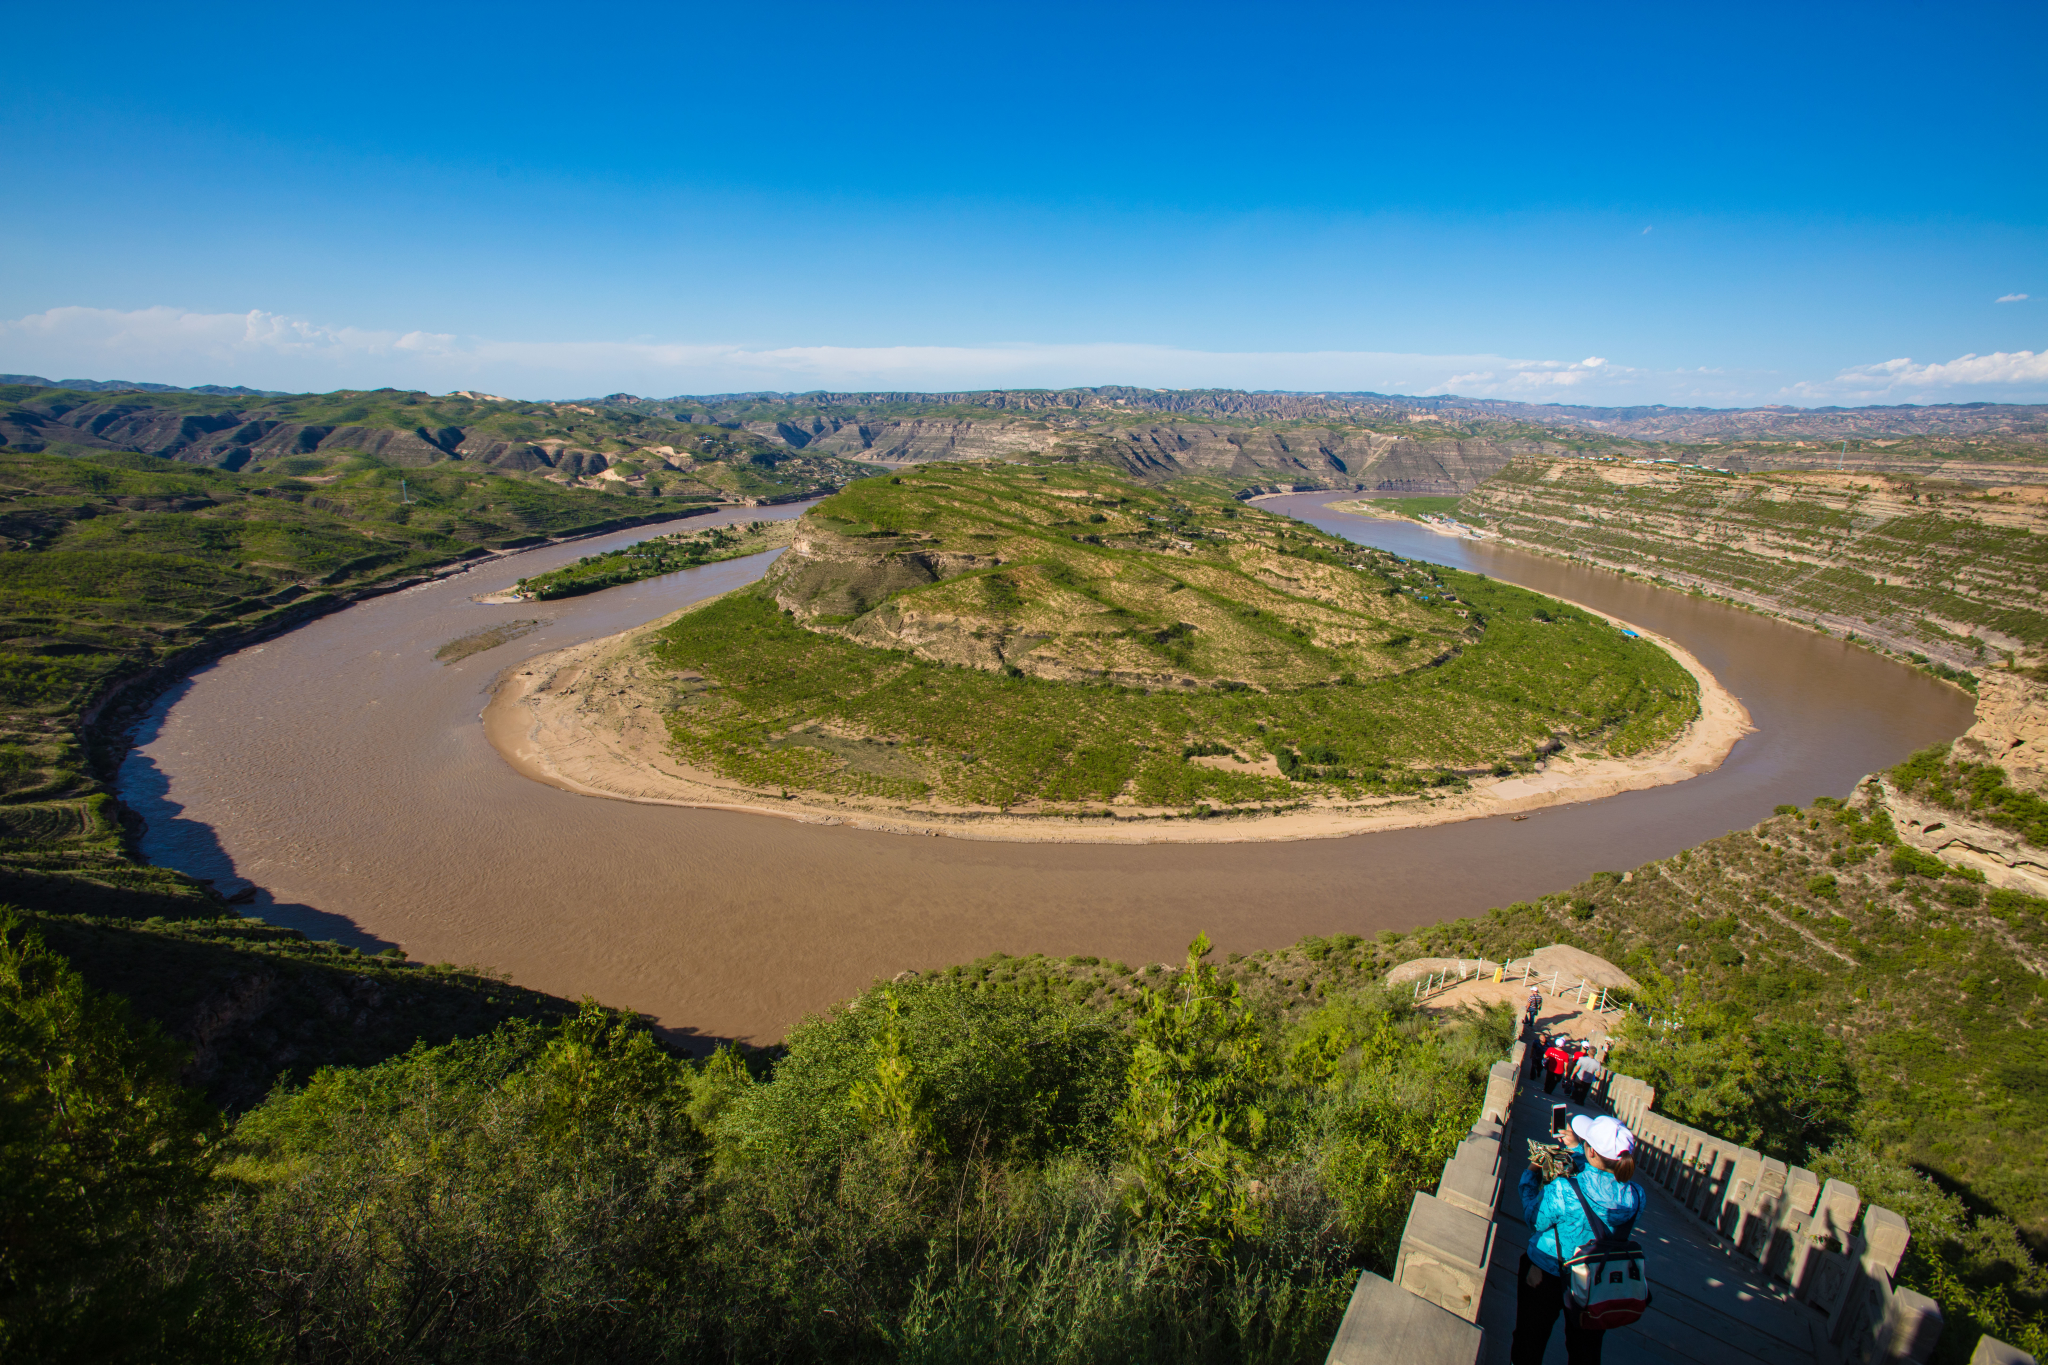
xmin=117 ymin=493 xmax=1973 ymax=1048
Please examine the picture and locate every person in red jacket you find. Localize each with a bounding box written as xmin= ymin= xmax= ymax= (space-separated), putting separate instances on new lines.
xmin=1543 ymin=1037 xmax=1572 ymax=1093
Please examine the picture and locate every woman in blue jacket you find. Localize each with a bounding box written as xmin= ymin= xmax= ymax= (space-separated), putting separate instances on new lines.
xmin=1513 ymin=1114 xmax=1643 ymax=1365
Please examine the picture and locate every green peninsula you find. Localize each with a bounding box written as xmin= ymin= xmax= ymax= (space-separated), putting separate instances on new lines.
xmin=645 ymin=464 xmax=1701 ymax=814
xmin=513 ymin=520 xmax=792 ymax=600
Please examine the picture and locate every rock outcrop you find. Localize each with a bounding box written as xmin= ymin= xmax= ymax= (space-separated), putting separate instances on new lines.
xmin=763 ymin=519 xmax=997 ymax=622
xmin=1880 ymin=777 xmax=2048 ymax=897
xmin=1955 ymin=670 xmax=2048 ymax=796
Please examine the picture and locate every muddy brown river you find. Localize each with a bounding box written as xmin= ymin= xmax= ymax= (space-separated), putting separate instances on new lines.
xmin=119 ymin=495 xmax=1973 ymax=1047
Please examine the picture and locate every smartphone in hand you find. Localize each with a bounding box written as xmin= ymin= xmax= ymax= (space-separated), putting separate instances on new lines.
xmin=1549 ymin=1104 xmax=1568 ymax=1136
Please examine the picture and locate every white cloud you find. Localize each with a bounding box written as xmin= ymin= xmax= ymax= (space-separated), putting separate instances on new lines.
xmin=1784 ymin=349 xmax=2048 ymax=405
xmin=1997 ymin=293 xmax=2029 ymax=303
xmin=4 ymin=304 xmax=2045 ymax=409
xmin=0 ymin=304 xmax=1652 ymax=400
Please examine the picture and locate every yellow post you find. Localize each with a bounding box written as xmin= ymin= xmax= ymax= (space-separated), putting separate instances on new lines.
xmin=1493 ymin=963 xmax=1505 ymax=983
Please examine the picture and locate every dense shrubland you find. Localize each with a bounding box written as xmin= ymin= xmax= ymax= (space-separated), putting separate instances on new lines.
xmin=2 ymin=926 xmax=1511 ymax=1362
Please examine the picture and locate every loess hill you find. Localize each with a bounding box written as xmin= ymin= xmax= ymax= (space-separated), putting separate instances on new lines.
xmin=648 ymin=464 xmax=1700 ymax=813
xmin=1460 ymin=457 xmax=2048 ymax=676
xmin=0 ymin=380 xmax=877 ymax=504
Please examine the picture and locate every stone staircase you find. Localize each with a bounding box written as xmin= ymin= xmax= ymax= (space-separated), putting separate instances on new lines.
xmin=1325 ymin=1035 xmax=2035 ymax=1365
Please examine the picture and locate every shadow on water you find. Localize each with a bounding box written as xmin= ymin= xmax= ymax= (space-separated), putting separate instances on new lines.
xmin=121 ymin=673 xmax=398 ymax=953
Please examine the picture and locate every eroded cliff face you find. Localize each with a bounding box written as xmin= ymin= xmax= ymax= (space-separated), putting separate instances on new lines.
xmin=1957 ymin=671 xmax=2048 ymax=796
xmin=1881 ymin=776 xmax=2048 ymax=897
xmin=760 ymin=518 xmax=1054 ymax=674
xmin=762 ymin=520 xmax=997 ymax=621
xmin=734 ymin=414 xmax=1547 ymax=495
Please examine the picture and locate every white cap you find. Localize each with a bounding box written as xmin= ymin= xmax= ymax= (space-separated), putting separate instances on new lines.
xmin=1570 ymin=1114 xmax=1635 ymax=1160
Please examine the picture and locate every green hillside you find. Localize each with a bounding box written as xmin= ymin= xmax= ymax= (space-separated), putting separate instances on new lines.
xmin=0 ymin=444 xmax=743 ymax=928
xmin=649 ymin=464 xmax=1699 ymax=813
xmin=0 ymin=381 xmax=878 ymax=501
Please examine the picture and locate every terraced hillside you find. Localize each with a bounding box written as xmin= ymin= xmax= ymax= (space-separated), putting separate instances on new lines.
xmin=648 ymin=464 xmax=1698 ymax=812
xmin=0 ymin=382 xmax=877 ymax=503
xmin=0 ymin=446 xmax=708 ymax=913
xmin=1462 ymin=458 xmax=2048 ymax=673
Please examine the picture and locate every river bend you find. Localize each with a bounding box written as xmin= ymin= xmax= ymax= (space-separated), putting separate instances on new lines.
xmin=118 ymin=496 xmax=1972 ymax=1045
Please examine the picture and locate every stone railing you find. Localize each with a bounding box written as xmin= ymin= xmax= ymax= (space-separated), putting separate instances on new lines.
xmin=1324 ymin=1042 xmax=2039 ymax=1365
xmin=1604 ymin=1072 xmax=1949 ymax=1363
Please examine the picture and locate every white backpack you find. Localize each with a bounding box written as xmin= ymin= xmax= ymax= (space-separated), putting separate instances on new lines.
xmin=1557 ymin=1176 xmax=1652 ymax=1330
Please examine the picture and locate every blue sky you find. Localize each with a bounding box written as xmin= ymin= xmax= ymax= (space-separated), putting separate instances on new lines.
xmin=3 ymin=0 xmax=2043 ymax=405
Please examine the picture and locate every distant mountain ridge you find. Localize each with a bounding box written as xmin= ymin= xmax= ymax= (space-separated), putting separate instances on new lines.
xmin=0 ymin=380 xmax=877 ymax=504
xmin=7 ymin=376 xmax=2043 ymax=470
xmin=600 ymin=386 xmax=2048 ymax=443
xmin=0 ymin=373 xmax=283 ymax=398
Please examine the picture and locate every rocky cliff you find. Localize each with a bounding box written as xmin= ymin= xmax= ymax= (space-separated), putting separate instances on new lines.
xmin=1956 ymin=671 xmax=2048 ymax=795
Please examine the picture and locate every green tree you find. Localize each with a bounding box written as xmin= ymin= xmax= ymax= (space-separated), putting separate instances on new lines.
xmin=1119 ymin=934 xmax=1273 ymax=1253
xmin=0 ymin=909 xmax=233 ymax=1362
xmin=1617 ymin=974 xmax=1858 ymax=1162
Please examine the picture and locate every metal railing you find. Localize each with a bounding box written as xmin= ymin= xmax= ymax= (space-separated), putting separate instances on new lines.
xmin=1409 ymin=957 xmax=1625 ymax=1015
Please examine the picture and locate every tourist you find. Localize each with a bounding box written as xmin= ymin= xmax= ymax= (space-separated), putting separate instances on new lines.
xmin=1528 ymin=1027 xmax=1548 ymax=1079
xmin=1514 ymin=1115 xmax=1643 ymax=1365
xmin=1542 ymin=1036 xmax=1571 ymax=1093
xmin=1570 ymin=1050 xmax=1600 ymax=1105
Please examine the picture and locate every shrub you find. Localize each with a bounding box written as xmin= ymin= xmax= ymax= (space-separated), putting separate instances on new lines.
xmin=206 ymin=1005 xmax=702 ymax=1362
xmin=1119 ymin=935 xmax=1272 ymax=1253
xmin=721 ymin=977 xmax=1128 ymax=1168
xmin=1617 ymin=981 xmax=1858 ymax=1163
xmin=1891 ymin=846 xmax=1950 ymax=879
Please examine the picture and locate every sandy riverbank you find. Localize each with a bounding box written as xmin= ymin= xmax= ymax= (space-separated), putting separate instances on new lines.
xmin=1321 ymin=497 xmax=1489 ymax=540
xmin=482 ymin=585 xmax=1755 ymax=845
